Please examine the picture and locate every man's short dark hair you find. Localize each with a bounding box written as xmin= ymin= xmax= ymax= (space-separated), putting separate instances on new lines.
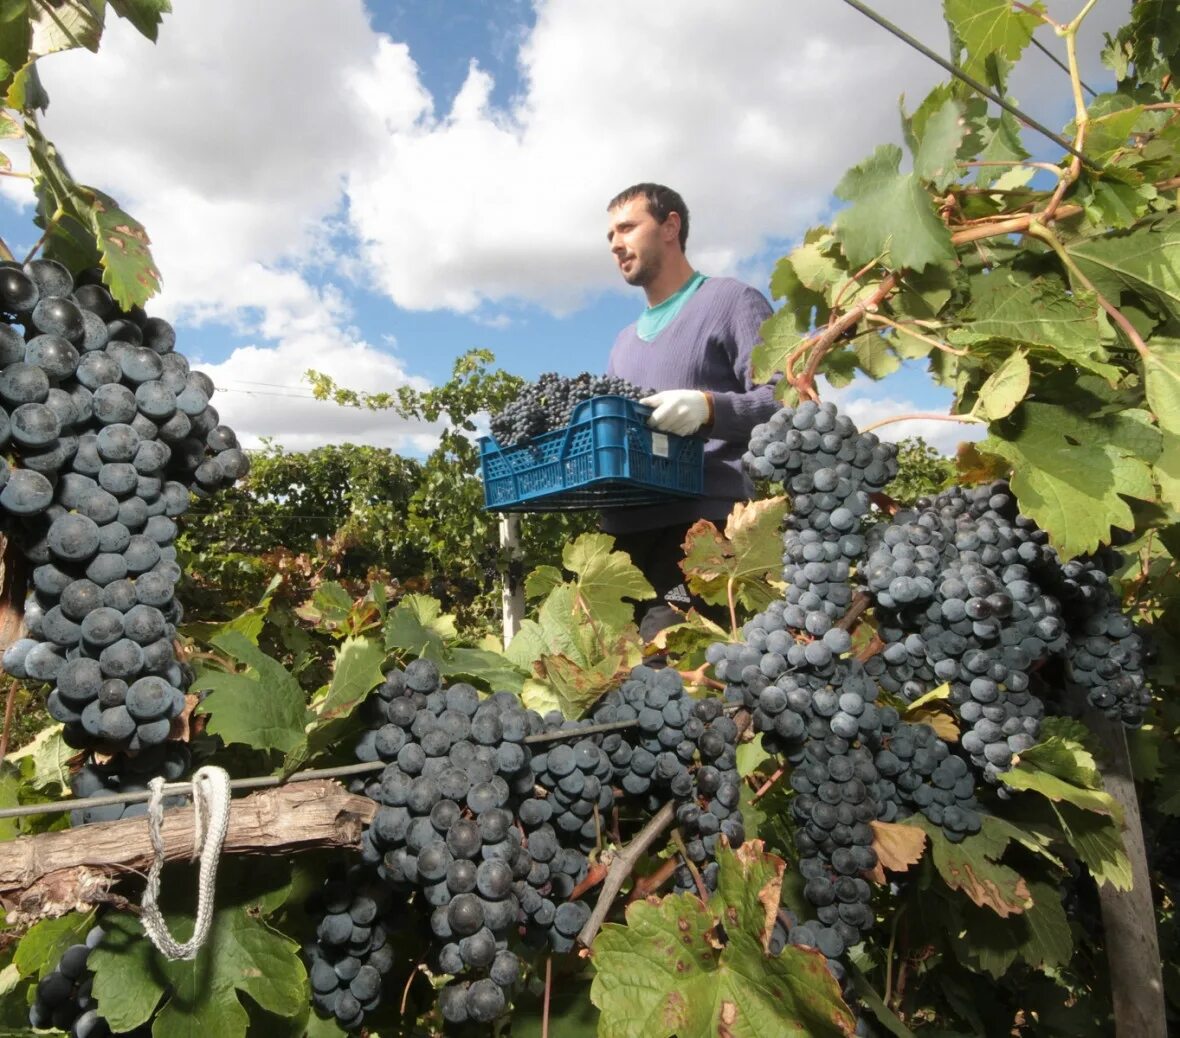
xmin=608 ymin=183 xmax=689 ymax=252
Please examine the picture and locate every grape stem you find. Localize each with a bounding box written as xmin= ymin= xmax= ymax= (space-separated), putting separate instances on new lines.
xmin=542 ymin=957 xmax=553 ymax=1038
xmin=0 ymin=678 xmax=18 ymax=767
xmin=670 ymin=828 xmax=710 ymax=901
xmin=859 ymin=412 xmax=983 ymax=435
xmin=836 ymin=592 xmax=873 ymax=633
xmin=577 ymin=800 xmax=677 ymax=948
xmin=750 ymin=765 xmax=786 ymax=803
xmin=628 ymin=855 xmax=679 ymax=901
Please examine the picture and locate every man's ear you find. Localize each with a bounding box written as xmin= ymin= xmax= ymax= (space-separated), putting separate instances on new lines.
xmin=662 ymin=211 xmax=681 ymax=246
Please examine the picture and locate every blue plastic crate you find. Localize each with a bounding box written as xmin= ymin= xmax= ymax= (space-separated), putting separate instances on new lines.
xmin=479 ymin=395 xmax=705 ymax=512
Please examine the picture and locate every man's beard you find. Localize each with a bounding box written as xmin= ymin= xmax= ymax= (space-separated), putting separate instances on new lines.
xmin=622 ymin=254 xmax=658 ymax=288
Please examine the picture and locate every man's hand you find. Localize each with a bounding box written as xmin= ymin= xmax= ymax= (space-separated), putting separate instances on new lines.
xmin=640 ymin=390 xmax=711 ymax=436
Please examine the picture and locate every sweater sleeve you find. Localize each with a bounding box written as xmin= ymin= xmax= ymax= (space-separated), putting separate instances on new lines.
xmin=709 ymin=285 xmax=779 ymax=443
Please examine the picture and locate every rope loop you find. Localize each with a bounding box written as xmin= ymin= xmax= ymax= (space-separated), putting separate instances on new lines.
xmin=140 ymin=765 xmax=232 ymax=961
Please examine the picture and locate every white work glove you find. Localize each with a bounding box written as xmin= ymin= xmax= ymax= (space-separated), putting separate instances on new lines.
xmin=640 ymin=390 xmax=711 ymax=436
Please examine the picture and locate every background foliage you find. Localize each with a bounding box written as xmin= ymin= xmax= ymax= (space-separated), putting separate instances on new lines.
xmin=0 ymin=2 xmax=1176 ymax=1037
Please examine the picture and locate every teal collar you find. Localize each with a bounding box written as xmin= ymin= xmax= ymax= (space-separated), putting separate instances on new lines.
xmin=636 ymin=271 xmax=707 ymax=342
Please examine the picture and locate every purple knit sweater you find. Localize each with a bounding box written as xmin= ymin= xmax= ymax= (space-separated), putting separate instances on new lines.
xmin=603 ymin=276 xmax=778 ymax=533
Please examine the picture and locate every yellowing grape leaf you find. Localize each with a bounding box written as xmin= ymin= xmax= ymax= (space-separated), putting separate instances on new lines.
xmin=869 ymin=820 xmax=928 ymax=879
xmin=905 ymin=815 xmax=1032 ymax=917
xmin=682 ymin=497 xmax=787 ymax=613
xmin=975 ymin=349 xmax=1030 ymax=420
xmin=592 ymin=846 xmax=855 ymax=1038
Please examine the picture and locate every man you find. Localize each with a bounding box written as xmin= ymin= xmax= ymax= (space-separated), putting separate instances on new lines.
xmin=603 ymin=182 xmax=779 ymax=638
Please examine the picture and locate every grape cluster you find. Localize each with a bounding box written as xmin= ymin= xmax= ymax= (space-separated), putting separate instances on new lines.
xmin=745 ymin=400 xmax=897 ymax=632
xmin=720 ymin=400 xmax=1151 ymax=987
xmin=68 ymin=742 xmax=191 ymax=825
xmin=339 ymin=658 xmax=746 ymax=1030
xmin=1044 ymin=551 xmax=1151 ymax=723
xmin=717 ymin=403 xmax=988 ymax=973
xmin=28 ymin=924 xmax=149 ymax=1037
xmin=304 ymin=866 xmax=410 ymax=1031
xmin=0 ymin=258 xmax=247 ymax=753
xmin=353 ymin=661 xmax=539 ymax=1028
xmin=858 ymin=481 xmax=1150 ymax=782
xmin=489 ymin=372 xmax=650 ymax=447
xmin=591 ymin=666 xmax=744 ymax=891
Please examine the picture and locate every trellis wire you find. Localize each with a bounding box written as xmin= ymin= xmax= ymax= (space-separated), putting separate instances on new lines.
xmin=0 ymin=718 xmax=646 ymax=822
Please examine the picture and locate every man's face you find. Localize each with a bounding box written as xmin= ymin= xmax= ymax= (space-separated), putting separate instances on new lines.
xmin=607 ymin=196 xmax=673 ymax=287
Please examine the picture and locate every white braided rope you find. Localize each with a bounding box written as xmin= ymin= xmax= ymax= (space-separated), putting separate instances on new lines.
xmin=140 ymin=765 xmax=232 ymax=961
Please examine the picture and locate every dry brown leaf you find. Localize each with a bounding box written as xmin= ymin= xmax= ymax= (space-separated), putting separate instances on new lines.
xmin=870 ymin=820 xmax=928 ymax=876
xmin=908 ymin=705 xmax=960 ymax=742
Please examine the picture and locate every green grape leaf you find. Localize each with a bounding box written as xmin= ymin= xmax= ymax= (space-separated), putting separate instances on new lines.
xmin=912 ymin=97 xmax=969 ymax=191
xmin=443 ymin=645 xmax=527 ymax=693
xmin=309 ymin=635 xmax=384 ymax=724
xmin=7 ymin=723 xmax=70 ymax=793
xmin=713 ymin=840 xmax=787 ymax=944
xmin=562 ymin=532 xmax=654 ymax=634
xmin=293 ymin=580 xmax=354 ymax=633
xmin=1052 ymin=802 xmax=1132 ymax=889
xmin=108 ymin=0 xmax=172 ymax=42
xmin=790 ymin=236 xmax=846 ymax=298
xmin=905 ymin=815 xmax=1032 ymax=916
xmin=950 ymin=876 xmax=1072 ymax=979
xmin=193 ymin=631 xmax=308 ymax=754
xmin=1157 ymin=432 xmax=1180 ymax=508
xmin=383 ymin=593 xmax=456 ymax=657
xmin=591 ymin=877 xmax=855 ymax=1038
xmin=1144 ymin=338 xmax=1180 ymax=434
xmin=950 ymin=273 xmax=1117 ymax=380
xmin=833 ymin=145 xmax=954 ymax=272
xmin=28 ymin=0 xmax=102 ymax=60
xmin=943 ymin=0 xmax=1043 ymax=80
xmin=533 ymin=625 xmax=642 ymax=719
xmin=753 ymin=311 xmax=808 ymax=384
xmin=89 ymin=908 xmax=307 ymax=1036
xmin=13 ymin=911 xmax=96 ymax=980
xmin=1067 ymin=213 xmax=1180 ymax=326
xmin=767 ymin=252 xmax=827 ymax=330
xmin=983 ymin=401 xmax=1158 ymax=557
xmin=1020 ymin=879 xmax=1074 ymax=970
xmin=681 ymin=498 xmax=788 ymax=613
xmin=88 ymin=189 xmax=161 ymax=310
xmin=505 ymin=619 xmax=549 ymax=671
xmin=975 ymin=349 xmax=1029 ymax=420
xmin=1080 ymin=103 xmax=1144 ymax=163
xmin=974 ymin=110 xmax=1030 ymax=184
xmin=1000 ymin=734 xmax=1117 ymax=810
xmin=853 ymin=335 xmax=901 ymax=380
xmin=524 ymin=563 xmax=564 ymax=599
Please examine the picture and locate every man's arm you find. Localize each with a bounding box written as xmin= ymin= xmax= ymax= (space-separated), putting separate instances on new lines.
xmin=709 ymin=284 xmax=779 ymax=443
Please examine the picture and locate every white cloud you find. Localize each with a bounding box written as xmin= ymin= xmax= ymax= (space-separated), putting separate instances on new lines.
xmin=345 ymin=0 xmax=1129 ymax=312
xmin=1 ymin=0 xmax=1129 ymax=453
xmin=823 ymin=376 xmax=987 ymax=457
xmin=194 ymin=334 xmax=437 ymax=454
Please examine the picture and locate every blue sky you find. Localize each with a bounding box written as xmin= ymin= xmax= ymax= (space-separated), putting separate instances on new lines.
xmin=0 ymin=0 xmax=1126 ymax=455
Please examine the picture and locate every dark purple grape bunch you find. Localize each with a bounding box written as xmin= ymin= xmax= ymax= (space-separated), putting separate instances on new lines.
xmin=589 ymin=664 xmax=744 ymax=892
xmin=489 ymin=371 xmax=651 ymax=448
xmin=303 ymin=866 xmax=410 ymax=1031
xmin=352 ymin=661 xmax=541 ymax=1030
xmin=28 ymin=923 xmax=151 ymax=1037
xmin=0 ymin=258 xmax=249 ymax=753
xmin=745 ymin=400 xmax=897 ymax=634
xmin=68 ymin=741 xmax=191 ymax=825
